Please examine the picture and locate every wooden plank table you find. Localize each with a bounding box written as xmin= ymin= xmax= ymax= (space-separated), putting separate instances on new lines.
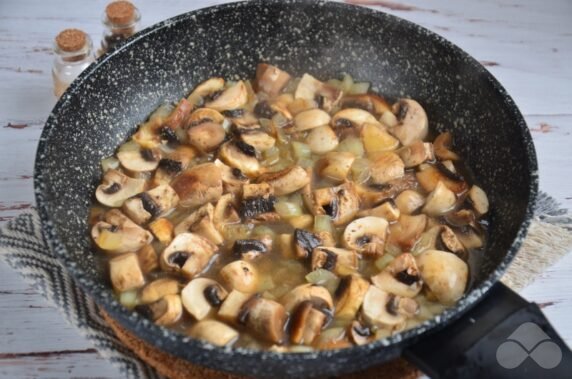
xmin=1 ymin=0 xmax=571 ymax=377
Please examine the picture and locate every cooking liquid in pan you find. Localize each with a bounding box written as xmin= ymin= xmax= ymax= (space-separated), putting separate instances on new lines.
xmin=89 ymin=64 xmax=489 ymax=351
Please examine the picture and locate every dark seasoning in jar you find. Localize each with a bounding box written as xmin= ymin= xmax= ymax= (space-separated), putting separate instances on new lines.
xmin=88 ymin=64 xmax=490 ymax=351
xmin=99 ymin=0 xmax=141 ymax=55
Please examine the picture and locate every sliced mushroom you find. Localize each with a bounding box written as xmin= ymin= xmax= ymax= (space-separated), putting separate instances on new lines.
xmin=174 ymin=203 xmax=223 ymax=245
xmin=349 ymin=320 xmax=373 ymax=345
xmin=257 ymin=165 xmax=310 ymax=196
xmin=220 ymin=260 xmax=259 ymax=293
xmin=218 ymin=140 xmax=260 ymax=176
xmin=293 ymin=228 xmax=322 ymax=259
xmin=160 ymin=233 xmax=217 ymax=278
xmin=316 ymin=152 xmax=355 ymax=183
xmin=232 ymin=239 xmax=268 ymax=261
xmin=394 ymin=190 xmax=425 ymax=215
xmin=358 ymin=199 xmax=400 ymax=222
xmin=455 ymin=224 xmax=484 ymax=249
xmin=357 ymin=172 xmax=418 ymax=208
xmin=122 ymin=184 xmax=180 ymax=225
xmin=95 ymin=169 xmax=146 ymax=208
xmin=241 ymin=297 xmax=287 ymax=344
xmin=189 ymin=320 xmax=239 ymax=346
xmin=433 ymin=132 xmax=460 ymax=161
xmin=148 ymin=218 xmax=174 ymax=244
xmin=186 ymin=77 xmax=225 ymax=106
xmin=239 ymin=129 xmax=276 ymax=152
xmin=343 ymin=216 xmax=388 ymax=257
xmin=218 ymin=289 xmax=253 ymax=324
xmin=109 ymin=253 xmax=145 ymax=292
xmin=467 ymin=185 xmax=489 ymax=216
xmin=444 ymin=208 xmax=476 ymax=227
xmin=152 ymin=146 xmax=198 ymax=187
xmin=438 ymin=226 xmax=467 ymax=259
xmin=292 ymin=108 xmax=332 ymax=132
xmin=92 ymin=210 xmax=153 ymax=254
xmin=205 ymin=81 xmax=248 ymax=111
xmin=416 ymin=249 xmax=468 ymax=304
xmin=334 ymin=274 xmax=370 ymax=320
xmin=213 ymin=159 xmax=249 ymax=194
xmin=332 ymin=108 xmax=379 ymax=130
xmin=371 ymin=253 xmax=423 ymax=298
xmin=137 ymin=244 xmax=158 ymax=273
xmin=287 ymin=98 xmax=318 ymax=116
xmin=362 ymin=286 xmax=418 ymax=327
xmin=117 ymin=141 xmax=161 ymax=172
xmin=136 ymin=294 xmax=183 ymax=326
xmin=369 ymin=152 xmax=405 ymax=185
xmin=340 ymin=93 xmax=391 ymax=117
xmin=290 ymin=301 xmax=327 ymax=345
xmin=139 ymin=278 xmax=181 ymax=304
xmin=181 ymin=277 xmax=228 ymax=320
xmin=397 ymin=141 xmax=434 ymax=168
xmin=187 ymin=121 xmax=226 ymax=153
xmin=422 ymin=181 xmax=456 ymax=216
xmin=295 ymin=73 xmax=342 ymax=112
xmin=311 ymin=247 xmax=358 ymax=275
xmin=171 ymin=163 xmax=223 ymax=208
xmin=388 ymin=214 xmax=427 ymax=251
xmin=213 ymin=193 xmax=241 ymax=231
xmin=254 ymin=63 xmax=291 ymax=97
xmin=306 ymin=125 xmax=339 ymax=154
xmin=416 ymin=163 xmax=468 ymax=193
xmin=311 ymin=182 xmax=360 ymax=226
xmin=281 ymin=283 xmax=333 ymax=313
xmin=240 ymin=182 xmax=277 ymax=219
xmin=389 ymin=99 xmax=428 ymax=146
xmin=361 ymin=123 xmax=400 ymax=154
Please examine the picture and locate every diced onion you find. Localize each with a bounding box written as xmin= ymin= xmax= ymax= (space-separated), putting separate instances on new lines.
xmin=340 ymin=74 xmax=354 ymax=93
xmin=348 ymin=81 xmax=371 ymax=95
xmin=350 ymin=158 xmax=371 ymax=184
xmin=101 ymin=156 xmax=120 ymax=172
xmin=275 ymin=200 xmax=303 ymax=219
xmin=305 ymin=269 xmax=340 ymax=295
xmin=118 ymin=289 xmax=138 ymax=309
xmin=314 ymin=215 xmax=334 ymax=235
xmin=258 ymin=275 xmax=276 ymax=291
xmin=223 ymin=224 xmax=253 ymax=245
xmin=291 ymin=141 xmax=312 ymax=160
xmin=375 ymin=255 xmax=395 ymax=271
xmin=336 ymin=137 xmax=364 ymax=157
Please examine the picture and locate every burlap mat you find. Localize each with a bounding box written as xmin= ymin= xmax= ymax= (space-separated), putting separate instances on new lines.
xmin=1 ymin=192 xmax=571 ymax=378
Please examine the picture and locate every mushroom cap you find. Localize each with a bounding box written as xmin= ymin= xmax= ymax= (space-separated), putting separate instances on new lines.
xmin=219 ymin=260 xmax=259 ymax=293
xmin=122 ymin=184 xmax=179 ymax=225
xmin=181 ymin=278 xmax=228 ymax=320
xmin=371 ymin=253 xmax=423 ymax=298
xmin=91 ymin=210 xmax=153 ymax=254
xmin=416 ymin=249 xmax=468 ymax=304
xmin=361 ymin=286 xmax=405 ymax=327
xmin=332 ymin=108 xmax=379 ymax=129
xmin=187 ymin=77 xmax=225 ymax=106
xmin=117 ymin=141 xmax=161 ymax=172
xmin=160 ymin=232 xmax=217 ymax=278
xmin=218 ymin=140 xmax=260 ymax=176
xmin=204 ymin=80 xmax=248 ymax=111
xmin=343 ymin=216 xmax=388 ymax=257
xmin=171 ymin=163 xmax=223 ymax=208
xmin=281 ymin=283 xmax=334 ymax=313
xmin=139 ymin=278 xmax=181 ymax=304
xmin=187 ymin=121 xmax=226 ymax=153
xmin=189 ymin=319 xmax=239 ymax=346
xmin=95 ymin=169 xmax=146 ymax=208
xmin=334 ymin=274 xmax=370 ymax=320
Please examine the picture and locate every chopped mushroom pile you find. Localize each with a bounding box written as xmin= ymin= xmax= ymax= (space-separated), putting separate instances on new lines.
xmin=89 ymin=64 xmax=490 ymax=351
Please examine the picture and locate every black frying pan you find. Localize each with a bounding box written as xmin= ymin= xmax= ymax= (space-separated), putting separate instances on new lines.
xmin=34 ymin=1 xmax=571 ymax=378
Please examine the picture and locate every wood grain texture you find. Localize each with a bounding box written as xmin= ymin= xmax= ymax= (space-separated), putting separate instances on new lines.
xmin=0 ymin=0 xmax=570 ymax=377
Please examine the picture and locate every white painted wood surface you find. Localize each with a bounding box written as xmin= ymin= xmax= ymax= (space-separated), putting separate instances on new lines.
xmin=0 ymin=0 xmax=570 ymax=377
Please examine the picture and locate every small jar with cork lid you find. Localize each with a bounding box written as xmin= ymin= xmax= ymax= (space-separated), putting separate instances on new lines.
xmin=52 ymin=29 xmax=96 ymax=98
xmin=99 ymin=0 xmax=141 ymax=55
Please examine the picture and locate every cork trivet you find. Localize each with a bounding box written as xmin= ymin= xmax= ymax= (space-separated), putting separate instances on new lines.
xmin=106 ymin=0 xmax=136 ymax=25
xmin=55 ymin=29 xmax=86 ymax=52
xmin=102 ymin=311 xmax=420 ymax=379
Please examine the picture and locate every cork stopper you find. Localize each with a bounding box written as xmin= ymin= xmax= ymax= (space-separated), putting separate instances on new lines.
xmin=106 ymin=1 xmax=136 ymax=25
xmin=55 ymin=29 xmax=87 ymax=52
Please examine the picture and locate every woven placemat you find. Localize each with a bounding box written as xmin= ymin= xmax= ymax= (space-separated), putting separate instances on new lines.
xmin=1 ymin=192 xmax=571 ymax=379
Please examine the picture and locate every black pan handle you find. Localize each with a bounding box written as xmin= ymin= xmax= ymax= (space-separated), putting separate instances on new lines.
xmin=403 ymin=282 xmax=572 ymax=378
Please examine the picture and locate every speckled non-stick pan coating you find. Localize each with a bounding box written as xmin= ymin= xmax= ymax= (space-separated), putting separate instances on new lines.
xmin=34 ymin=1 xmax=537 ymax=377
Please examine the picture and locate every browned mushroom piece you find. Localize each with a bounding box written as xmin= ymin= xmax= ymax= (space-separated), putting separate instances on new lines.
xmin=241 ymin=297 xmax=287 ymax=344
xmin=311 ymin=182 xmax=360 ymax=226
xmin=340 ymin=93 xmax=391 ymax=117
xmin=371 ymin=253 xmax=423 ymax=298
xmin=186 ymin=77 xmax=225 ymax=107
xmin=117 ymin=141 xmax=162 ymax=172
xmin=232 ymin=239 xmax=269 ymax=261
xmin=361 ymin=286 xmax=419 ymax=327
xmin=95 ymin=169 xmax=146 ymax=208
xmin=316 ymin=152 xmax=356 ymax=183
xmin=187 ymin=120 xmax=226 ymax=153
xmin=214 ymin=159 xmax=249 ymax=195
xmin=205 ymin=81 xmax=248 ymax=111
xmin=295 ymin=73 xmax=343 ymax=112
xmin=281 ymin=283 xmax=334 ymax=313
xmin=438 ymin=226 xmax=467 ymax=259
xmin=334 ymin=274 xmax=370 ymax=320
xmin=342 ymin=216 xmax=388 ymax=257
xmin=416 ymin=162 xmax=468 ymax=194
xmin=416 ymin=249 xmax=468 ymax=304
xmin=433 ymin=132 xmax=460 ymax=161
xmin=397 ymin=140 xmax=434 ymax=168
xmin=109 ymin=253 xmax=146 ymax=292
xmin=369 ymin=152 xmax=405 ymax=185
xmin=151 ymin=145 xmax=197 ymax=186
xmin=218 ymin=289 xmax=253 ymax=324
xmin=254 ymin=63 xmax=292 ymax=97
xmin=455 ymin=224 xmax=485 ymax=250
xmin=348 ymin=320 xmax=374 ymax=345
xmin=220 ymin=260 xmax=259 ymax=293
xmin=240 ymin=182 xmax=277 ymax=220
xmin=218 ymin=140 xmax=261 ymax=176
xmin=135 ymin=294 xmax=183 ymax=326
xmin=92 ymin=209 xmax=153 ymax=254
xmin=467 ymin=185 xmax=489 ymax=216
xmin=388 ymin=214 xmax=427 ymax=251
xmin=174 ymin=203 xmax=223 ymax=245
xmin=122 ymin=184 xmax=179 ymax=225
xmin=389 ymin=99 xmax=428 ymax=146
xmin=358 ymin=198 xmax=400 ymax=221
xmin=189 ymin=320 xmax=239 ymax=346
xmin=139 ymin=278 xmax=181 ymax=304
xmin=257 ymin=165 xmax=310 ymax=196
xmin=171 ymin=163 xmax=223 ymax=208
xmin=290 ymin=301 xmax=328 ymax=345
xmin=160 ymin=233 xmax=217 ymax=278
xmin=311 ymin=247 xmax=358 ymax=275
xmin=213 ymin=193 xmax=241 ymax=231
xmin=181 ymin=278 xmax=228 ymax=320
xmin=293 ymin=228 xmax=322 ymax=259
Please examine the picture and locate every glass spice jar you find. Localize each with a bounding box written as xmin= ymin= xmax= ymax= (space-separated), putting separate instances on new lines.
xmin=52 ymin=29 xmax=96 ymax=98
xmin=99 ymin=0 xmax=141 ymax=56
